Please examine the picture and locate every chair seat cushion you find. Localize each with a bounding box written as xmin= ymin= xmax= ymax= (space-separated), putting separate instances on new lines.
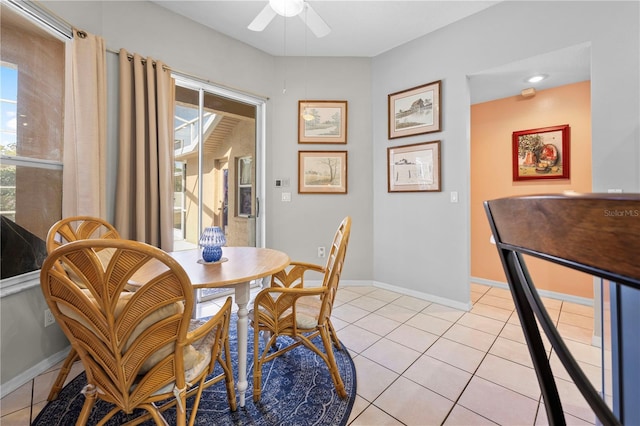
xmin=250 ymin=294 xmax=322 ymax=330
xmin=57 ymin=290 xmax=201 ymax=374
xmin=152 ymin=319 xmax=218 ymax=395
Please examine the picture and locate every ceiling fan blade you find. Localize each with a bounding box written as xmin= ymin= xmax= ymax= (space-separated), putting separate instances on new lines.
xmin=248 ymin=4 xmax=277 ymax=32
xmin=300 ymin=3 xmax=331 ymax=38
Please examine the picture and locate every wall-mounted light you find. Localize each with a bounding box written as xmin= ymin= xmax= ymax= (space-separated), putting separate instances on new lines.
xmin=526 ymin=74 xmax=548 ymax=83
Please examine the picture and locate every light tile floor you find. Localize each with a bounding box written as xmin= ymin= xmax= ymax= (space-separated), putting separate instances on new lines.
xmin=0 ymin=283 xmax=601 ymax=425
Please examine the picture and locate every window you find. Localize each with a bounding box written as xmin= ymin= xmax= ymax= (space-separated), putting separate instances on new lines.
xmin=0 ymin=3 xmax=68 ymax=282
xmin=237 ymin=156 xmax=252 ymax=217
xmin=0 ymin=65 xmax=18 ymax=222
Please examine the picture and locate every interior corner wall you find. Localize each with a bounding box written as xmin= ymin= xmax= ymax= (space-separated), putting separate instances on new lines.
xmin=471 ymin=81 xmax=593 ymax=298
xmin=371 ymin=1 xmax=639 ymax=306
xmin=40 ymin=0 xmax=374 ymax=281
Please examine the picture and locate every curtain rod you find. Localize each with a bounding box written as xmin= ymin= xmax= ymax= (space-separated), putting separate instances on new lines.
xmin=105 ymin=47 xmax=168 ymax=71
xmin=105 ymin=48 xmax=269 ymax=101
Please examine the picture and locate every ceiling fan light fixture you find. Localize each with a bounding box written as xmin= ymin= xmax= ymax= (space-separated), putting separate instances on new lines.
xmin=269 ymin=0 xmax=304 ymax=17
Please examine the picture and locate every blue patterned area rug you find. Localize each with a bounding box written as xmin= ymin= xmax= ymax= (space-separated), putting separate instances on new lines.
xmin=33 ymin=314 xmax=356 ymax=426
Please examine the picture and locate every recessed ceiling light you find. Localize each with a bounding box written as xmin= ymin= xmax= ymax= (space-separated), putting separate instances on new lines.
xmin=527 ymin=74 xmax=548 ymax=83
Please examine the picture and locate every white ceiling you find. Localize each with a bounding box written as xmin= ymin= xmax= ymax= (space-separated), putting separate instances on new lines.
xmin=152 ymin=1 xmax=502 ymax=57
xmin=152 ymin=0 xmax=591 ymax=103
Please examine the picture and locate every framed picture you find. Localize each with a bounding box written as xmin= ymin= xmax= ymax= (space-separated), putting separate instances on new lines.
xmin=512 ymin=124 xmax=570 ymax=181
xmin=298 ymin=150 xmax=348 ymax=194
xmin=298 ymin=100 xmax=348 ymax=144
xmin=388 ymin=80 xmax=441 ymax=139
xmin=387 ymin=141 xmax=441 ymax=192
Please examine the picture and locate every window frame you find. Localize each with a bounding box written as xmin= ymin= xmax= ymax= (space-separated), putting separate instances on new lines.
xmin=0 ymin=0 xmax=72 ymax=296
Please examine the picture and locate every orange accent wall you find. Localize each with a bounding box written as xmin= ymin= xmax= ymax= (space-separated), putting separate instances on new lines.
xmin=471 ymin=81 xmax=593 ymax=298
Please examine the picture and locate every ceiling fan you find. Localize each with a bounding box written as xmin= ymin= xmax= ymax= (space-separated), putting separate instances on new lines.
xmin=248 ymin=0 xmax=331 ymax=38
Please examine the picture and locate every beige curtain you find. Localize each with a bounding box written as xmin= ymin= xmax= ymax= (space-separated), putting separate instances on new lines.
xmin=63 ymin=29 xmax=107 ymax=219
xmin=115 ymin=49 xmax=174 ymax=251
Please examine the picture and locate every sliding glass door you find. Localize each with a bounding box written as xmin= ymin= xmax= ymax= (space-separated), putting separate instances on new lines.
xmin=171 ymin=77 xmax=265 ymax=253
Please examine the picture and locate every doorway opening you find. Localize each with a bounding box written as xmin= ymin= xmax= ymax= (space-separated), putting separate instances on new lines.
xmin=171 ymin=79 xmax=265 ymax=250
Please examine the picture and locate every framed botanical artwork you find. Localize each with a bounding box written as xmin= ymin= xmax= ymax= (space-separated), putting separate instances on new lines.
xmin=298 ymin=150 xmax=348 ymax=194
xmin=512 ymin=124 xmax=570 ymax=181
xmin=298 ymin=100 xmax=348 ymax=144
xmin=388 ymin=80 xmax=441 ymax=139
xmin=387 ymin=141 xmax=441 ymax=192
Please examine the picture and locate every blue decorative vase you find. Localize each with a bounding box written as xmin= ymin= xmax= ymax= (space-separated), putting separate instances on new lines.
xmin=202 ymin=245 xmax=223 ymax=262
xmin=199 ymin=226 xmax=226 ymax=263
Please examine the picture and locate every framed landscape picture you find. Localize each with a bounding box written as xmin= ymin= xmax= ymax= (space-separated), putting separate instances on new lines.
xmin=387 ymin=141 xmax=441 ymax=192
xmin=298 ymin=150 xmax=348 ymax=194
xmin=388 ymin=80 xmax=441 ymax=139
xmin=512 ymin=124 xmax=570 ymax=181
xmin=298 ymin=100 xmax=348 ymax=144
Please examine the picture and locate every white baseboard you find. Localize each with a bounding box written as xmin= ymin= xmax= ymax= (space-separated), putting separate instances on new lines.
xmin=472 ymin=276 xmax=600 ymax=347
xmin=471 ymin=276 xmax=594 ymax=306
xmin=1 ymin=347 xmax=71 ymax=399
xmin=336 ymin=279 xmax=472 ymax=311
xmin=370 ymin=281 xmax=473 ymax=311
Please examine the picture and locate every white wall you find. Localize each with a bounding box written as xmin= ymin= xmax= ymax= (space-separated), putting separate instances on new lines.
xmin=267 ymin=56 xmax=373 ymax=278
xmin=371 ymin=1 xmax=639 ymax=306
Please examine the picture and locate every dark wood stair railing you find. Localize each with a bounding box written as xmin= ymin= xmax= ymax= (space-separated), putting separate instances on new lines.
xmin=484 ymin=193 xmax=640 ymax=425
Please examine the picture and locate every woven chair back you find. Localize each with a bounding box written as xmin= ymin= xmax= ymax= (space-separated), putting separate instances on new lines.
xmin=318 ymin=216 xmax=351 ymax=325
xmin=46 ymin=216 xmax=120 ymax=254
xmin=41 ymin=239 xmax=194 ymax=412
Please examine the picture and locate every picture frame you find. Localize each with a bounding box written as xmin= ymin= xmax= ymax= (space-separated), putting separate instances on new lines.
xmin=388 ymin=80 xmax=441 ymax=139
xmin=298 ymin=150 xmax=348 ymax=194
xmin=298 ymin=100 xmax=348 ymax=144
xmin=512 ymin=124 xmax=570 ymax=181
xmin=387 ymin=141 xmax=441 ymax=192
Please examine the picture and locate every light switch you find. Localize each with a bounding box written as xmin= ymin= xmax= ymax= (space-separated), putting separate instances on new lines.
xmin=450 ymin=191 xmax=458 ymax=203
xmin=282 ymin=192 xmax=291 ymax=202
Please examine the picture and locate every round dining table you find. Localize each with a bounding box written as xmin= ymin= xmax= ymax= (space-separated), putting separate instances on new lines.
xmin=169 ymin=246 xmax=290 ymax=408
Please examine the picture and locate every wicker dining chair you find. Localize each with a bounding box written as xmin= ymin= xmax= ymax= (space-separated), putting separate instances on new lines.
xmin=250 ymin=216 xmax=351 ymax=402
xmin=41 ymin=239 xmax=237 ymax=426
xmin=45 ymin=216 xmax=122 ymax=401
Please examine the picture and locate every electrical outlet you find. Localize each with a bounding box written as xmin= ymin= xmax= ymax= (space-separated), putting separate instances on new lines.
xmin=317 ymin=246 xmax=325 ymax=258
xmin=44 ymin=309 xmax=55 ymax=327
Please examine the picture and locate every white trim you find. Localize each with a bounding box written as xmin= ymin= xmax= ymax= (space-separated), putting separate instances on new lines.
xmin=471 ymin=276 xmax=594 ymax=306
xmin=3 ymin=0 xmax=73 ymax=41
xmin=370 ymin=281 xmax=473 ymax=311
xmin=0 ymin=270 xmax=40 ymax=298
xmin=0 ymin=155 xmax=63 ymax=170
xmin=306 ymin=279 xmax=473 ymax=311
xmin=0 ymin=347 xmax=71 ymax=398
